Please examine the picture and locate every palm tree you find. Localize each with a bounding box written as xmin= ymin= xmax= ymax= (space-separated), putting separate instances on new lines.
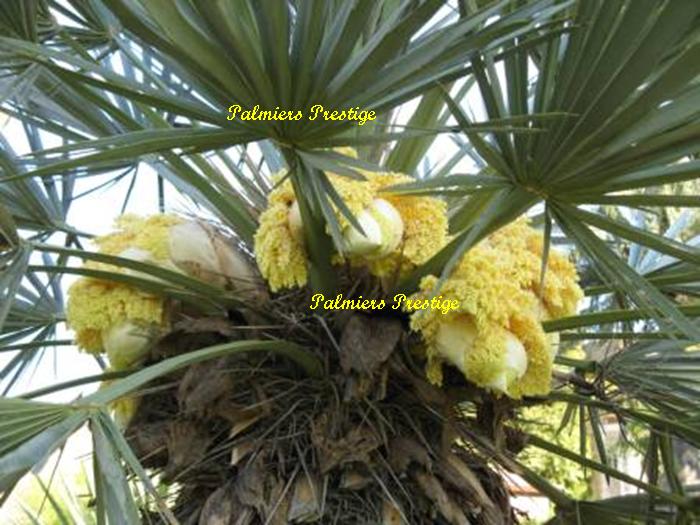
xmin=1 ymin=0 xmax=699 ymax=523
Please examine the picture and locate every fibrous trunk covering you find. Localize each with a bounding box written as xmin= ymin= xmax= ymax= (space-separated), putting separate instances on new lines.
xmin=126 ymin=297 xmax=521 ymax=525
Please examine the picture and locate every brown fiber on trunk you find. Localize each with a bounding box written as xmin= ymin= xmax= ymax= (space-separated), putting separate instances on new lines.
xmin=127 ymin=294 xmax=519 ymax=524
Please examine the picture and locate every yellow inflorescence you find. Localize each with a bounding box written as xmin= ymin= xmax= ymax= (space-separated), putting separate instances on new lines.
xmin=410 ymin=220 xmax=582 ymax=398
xmin=364 ymin=172 xmax=448 ymax=276
xmin=254 ymin=187 xmax=310 ymax=292
xmin=99 ymin=368 xmax=142 ymax=428
xmin=66 ymin=215 xmax=178 ymax=355
xmin=111 ymin=391 xmax=141 ymax=428
xmin=486 ymin=221 xmax=582 ymax=319
xmin=253 ymin=155 xmax=448 ymax=291
xmin=93 ymin=214 xmax=183 ymax=261
xmin=66 ymin=278 xmax=166 ymax=353
xmin=69 ymin=214 xmax=191 ymax=427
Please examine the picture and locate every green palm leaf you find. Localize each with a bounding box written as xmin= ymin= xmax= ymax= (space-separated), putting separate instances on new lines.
xmin=403 ymin=0 xmax=700 ymax=340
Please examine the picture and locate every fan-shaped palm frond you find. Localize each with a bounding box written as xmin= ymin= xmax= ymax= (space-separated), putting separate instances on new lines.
xmin=399 ymin=0 xmax=700 ymax=340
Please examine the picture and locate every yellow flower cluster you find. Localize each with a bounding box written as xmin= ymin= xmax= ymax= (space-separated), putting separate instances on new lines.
xmin=66 ymin=214 xmax=192 ymax=428
xmin=409 ymin=220 xmax=582 ymax=398
xmin=253 ymin=152 xmax=448 ymax=291
xmin=362 ymin=172 xmax=448 ymax=277
xmin=66 ymin=215 xmax=181 ymax=358
xmin=66 ymin=278 xmax=166 ymax=354
xmin=254 ymin=193 xmax=310 ymax=291
xmin=93 ymin=214 xmax=183 ymax=262
xmin=69 ymin=213 xmax=266 ymax=427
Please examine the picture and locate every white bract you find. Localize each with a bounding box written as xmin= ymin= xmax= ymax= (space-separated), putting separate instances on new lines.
xmin=369 ymin=198 xmax=403 ymax=256
xmin=343 ymin=199 xmax=404 ymax=257
xmin=118 ymin=247 xmax=181 ymax=281
xmin=288 ymin=200 xmax=303 ymax=241
xmin=288 ymin=198 xmax=404 ymax=259
xmin=484 ymin=332 xmax=528 ymax=393
xmin=434 ymin=315 xmax=477 ymax=373
xmin=106 ymin=219 xmax=262 ymax=300
xmin=170 ymin=221 xmax=263 ymax=298
xmin=115 ymin=221 xmax=261 ymax=297
xmin=343 ymin=208 xmax=383 ymax=255
xmin=169 ymin=221 xmax=221 ymax=280
xmin=102 ymin=321 xmax=154 ymax=370
xmin=434 ymin=315 xmax=528 ymax=394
